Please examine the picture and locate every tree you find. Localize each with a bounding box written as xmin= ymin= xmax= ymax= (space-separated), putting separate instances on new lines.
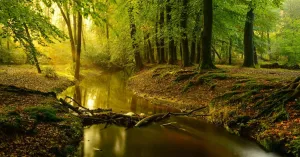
xmin=181 ymin=0 xmax=190 ymax=67
xmin=243 ymin=8 xmax=255 ymax=67
xmin=128 ymin=2 xmax=143 ymax=70
xmin=200 ymin=0 xmax=215 ymax=69
xmin=0 ymin=0 xmax=65 ymax=73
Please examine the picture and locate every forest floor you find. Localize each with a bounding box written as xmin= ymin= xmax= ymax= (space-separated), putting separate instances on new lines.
xmin=0 ymin=65 xmax=82 ymax=156
xmin=128 ymin=64 xmax=300 ymax=157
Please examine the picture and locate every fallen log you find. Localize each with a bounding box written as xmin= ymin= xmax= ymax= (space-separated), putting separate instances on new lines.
xmin=59 ymin=98 xmax=82 ymax=115
xmin=135 ymin=106 xmax=208 ymax=127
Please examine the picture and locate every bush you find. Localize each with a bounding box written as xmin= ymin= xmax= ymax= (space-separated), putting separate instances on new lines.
xmin=43 ymin=67 xmax=58 ymax=78
xmin=0 ymin=47 xmax=12 ymax=64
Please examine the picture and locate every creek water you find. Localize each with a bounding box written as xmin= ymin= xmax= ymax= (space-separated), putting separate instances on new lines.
xmin=60 ymin=70 xmax=281 ymax=157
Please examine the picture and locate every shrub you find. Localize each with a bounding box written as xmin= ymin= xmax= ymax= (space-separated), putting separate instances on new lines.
xmin=43 ymin=67 xmax=58 ymax=78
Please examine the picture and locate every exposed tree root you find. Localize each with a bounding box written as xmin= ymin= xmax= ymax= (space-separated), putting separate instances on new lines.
xmin=255 ymin=77 xmax=300 ymax=120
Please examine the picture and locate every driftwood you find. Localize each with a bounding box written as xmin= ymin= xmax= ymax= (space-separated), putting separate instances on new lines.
xmin=60 ymin=97 xmax=112 ymax=116
xmin=135 ymin=106 xmax=208 ymax=127
xmin=60 ymin=98 xmax=82 ymax=115
xmin=59 ymin=98 xmax=208 ymax=128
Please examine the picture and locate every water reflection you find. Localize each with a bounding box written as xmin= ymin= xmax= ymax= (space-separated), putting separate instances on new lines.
xmin=60 ymin=71 xmax=281 ymax=157
xmin=60 ymin=71 xmax=177 ymax=114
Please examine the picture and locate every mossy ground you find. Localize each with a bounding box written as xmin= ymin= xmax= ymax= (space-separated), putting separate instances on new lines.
xmin=128 ymin=64 xmax=300 ymax=157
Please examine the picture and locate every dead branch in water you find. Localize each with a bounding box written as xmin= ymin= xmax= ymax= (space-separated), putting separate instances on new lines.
xmin=58 ymin=99 xmax=208 ymax=128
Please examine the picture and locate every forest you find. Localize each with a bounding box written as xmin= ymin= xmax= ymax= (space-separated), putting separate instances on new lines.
xmin=0 ymin=0 xmax=300 ymax=156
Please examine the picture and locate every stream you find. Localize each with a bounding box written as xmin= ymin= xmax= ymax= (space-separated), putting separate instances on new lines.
xmin=60 ymin=70 xmax=281 ymax=157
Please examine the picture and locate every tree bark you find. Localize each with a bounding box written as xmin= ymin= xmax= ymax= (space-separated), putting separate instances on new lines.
xmin=57 ymin=3 xmax=76 ymax=62
xmin=24 ymin=23 xmax=42 ymax=73
xmin=75 ymin=12 xmax=82 ymax=80
xmin=159 ymin=7 xmax=166 ymax=64
xmin=200 ymin=0 xmax=216 ymax=69
xmin=191 ymin=41 xmax=196 ymax=63
xmin=229 ymin=38 xmax=232 ymax=65
xmin=167 ymin=0 xmax=175 ymax=64
xmin=254 ymin=46 xmax=258 ymax=65
xmin=128 ymin=6 xmax=143 ymax=70
xmin=181 ymin=0 xmax=190 ymax=67
xmin=243 ymin=8 xmax=255 ymax=67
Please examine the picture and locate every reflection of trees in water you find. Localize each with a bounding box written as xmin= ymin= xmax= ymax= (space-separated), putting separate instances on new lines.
xmin=73 ymin=84 xmax=81 ymax=107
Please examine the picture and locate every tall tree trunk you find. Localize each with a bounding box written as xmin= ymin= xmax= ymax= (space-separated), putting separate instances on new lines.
xmin=190 ymin=41 xmax=196 ymax=63
xmin=191 ymin=12 xmax=201 ymax=64
xmin=147 ymin=33 xmax=155 ymax=63
xmin=200 ymin=0 xmax=215 ymax=69
xmin=243 ymin=8 xmax=255 ymax=67
xmin=143 ymin=33 xmax=150 ymax=63
xmin=254 ymin=46 xmax=258 ymax=65
xmin=128 ymin=5 xmax=143 ymax=70
xmin=155 ymin=13 xmax=160 ymax=63
xmin=57 ymin=4 xmax=76 ymax=62
xmin=24 ymin=23 xmax=42 ymax=73
xmin=181 ymin=0 xmax=190 ymax=67
xmin=229 ymin=38 xmax=232 ymax=65
xmin=159 ymin=7 xmax=165 ymax=64
xmin=75 ymin=12 xmax=82 ymax=80
xmin=167 ymin=0 xmax=175 ymax=64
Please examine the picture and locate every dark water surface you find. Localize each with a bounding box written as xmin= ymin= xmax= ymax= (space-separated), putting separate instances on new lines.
xmin=60 ymin=71 xmax=280 ymax=157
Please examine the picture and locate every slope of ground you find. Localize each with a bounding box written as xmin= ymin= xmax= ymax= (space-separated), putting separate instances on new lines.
xmin=128 ymin=64 xmax=300 ymax=157
xmin=0 ymin=65 xmax=82 ymax=156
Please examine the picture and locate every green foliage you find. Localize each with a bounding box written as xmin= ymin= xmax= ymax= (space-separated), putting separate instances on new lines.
xmin=288 ymin=139 xmax=300 ymax=157
xmin=43 ymin=67 xmax=58 ymax=78
xmin=0 ymin=47 xmax=12 ymax=64
xmin=24 ymin=106 xmax=62 ymax=122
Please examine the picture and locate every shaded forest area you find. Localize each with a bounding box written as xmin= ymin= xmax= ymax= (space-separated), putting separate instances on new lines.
xmin=0 ymin=0 xmax=300 ymax=156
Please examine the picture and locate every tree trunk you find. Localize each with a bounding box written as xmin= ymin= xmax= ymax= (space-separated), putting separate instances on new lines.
xmin=167 ymin=0 xmax=175 ymax=64
xmin=191 ymin=41 xmax=196 ymax=63
xmin=57 ymin=3 xmax=76 ymax=62
xmin=128 ymin=6 xmax=143 ymax=70
xmin=200 ymin=0 xmax=215 ymax=69
xmin=75 ymin=12 xmax=82 ymax=80
xmin=254 ymin=46 xmax=258 ymax=65
xmin=243 ymin=8 xmax=255 ymax=67
xmin=24 ymin=23 xmax=42 ymax=73
xmin=155 ymin=14 xmax=160 ymax=63
xmin=143 ymin=33 xmax=150 ymax=63
xmin=229 ymin=38 xmax=232 ymax=65
xmin=159 ymin=7 xmax=165 ymax=64
xmin=147 ymin=33 xmax=155 ymax=63
xmin=181 ymin=0 xmax=190 ymax=67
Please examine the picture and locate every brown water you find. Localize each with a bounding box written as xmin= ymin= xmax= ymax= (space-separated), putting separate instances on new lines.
xmin=60 ymin=70 xmax=281 ymax=157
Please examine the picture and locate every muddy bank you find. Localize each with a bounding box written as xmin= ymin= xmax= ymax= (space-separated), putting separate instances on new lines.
xmin=128 ymin=65 xmax=300 ymax=157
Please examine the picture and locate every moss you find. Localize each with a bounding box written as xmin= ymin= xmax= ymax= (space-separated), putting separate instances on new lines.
xmin=24 ymin=106 xmax=63 ymax=123
xmin=288 ymin=139 xmax=300 ymax=157
xmin=259 ymin=138 xmax=281 ymax=152
xmin=0 ymin=113 xmax=22 ymax=134
xmin=182 ymin=81 xmax=195 ymax=93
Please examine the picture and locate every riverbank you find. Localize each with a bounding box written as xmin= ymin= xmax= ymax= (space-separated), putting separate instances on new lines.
xmin=0 ymin=65 xmax=82 ymax=156
xmin=128 ymin=64 xmax=300 ymax=157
